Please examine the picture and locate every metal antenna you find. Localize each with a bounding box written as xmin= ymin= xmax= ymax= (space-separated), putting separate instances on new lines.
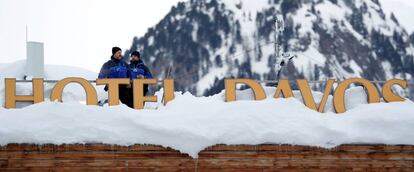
xmin=272 ymin=15 xmax=284 ymax=59
xmin=270 ymin=15 xmax=296 ymax=81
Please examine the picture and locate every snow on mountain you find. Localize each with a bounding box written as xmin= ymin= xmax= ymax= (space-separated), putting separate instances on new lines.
xmin=128 ymin=0 xmax=414 ymax=98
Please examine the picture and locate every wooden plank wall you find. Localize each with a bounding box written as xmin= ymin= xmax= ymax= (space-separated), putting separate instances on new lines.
xmin=0 ymin=144 xmax=413 ymax=171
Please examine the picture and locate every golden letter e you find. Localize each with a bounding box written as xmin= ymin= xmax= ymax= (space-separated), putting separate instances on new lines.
xmin=133 ymin=79 xmax=158 ymax=109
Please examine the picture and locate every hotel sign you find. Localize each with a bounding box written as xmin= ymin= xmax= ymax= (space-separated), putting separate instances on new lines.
xmin=3 ymin=78 xmax=407 ymax=113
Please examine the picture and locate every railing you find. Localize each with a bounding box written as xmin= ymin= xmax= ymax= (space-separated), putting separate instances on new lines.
xmin=13 ymin=79 xmax=406 ymax=84
xmin=12 ymin=79 xmax=413 ymax=98
xmin=6 ymin=78 xmax=413 ymax=107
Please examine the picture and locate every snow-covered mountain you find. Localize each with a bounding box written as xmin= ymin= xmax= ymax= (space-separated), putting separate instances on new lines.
xmin=127 ymin=0 xmax=414 ymax=97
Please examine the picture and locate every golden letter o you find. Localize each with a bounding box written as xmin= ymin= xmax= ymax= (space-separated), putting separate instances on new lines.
xmin=333 ymin=78 xmax=380 ymax=113
xmin=50 ymin=77 xmax=98 ymax=105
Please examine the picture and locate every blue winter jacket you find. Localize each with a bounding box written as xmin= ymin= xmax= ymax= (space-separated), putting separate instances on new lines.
xmin=129 ymin=60 xmax=153 ymax=80
xmin=98 ymin=57 xmax=130 ymax=79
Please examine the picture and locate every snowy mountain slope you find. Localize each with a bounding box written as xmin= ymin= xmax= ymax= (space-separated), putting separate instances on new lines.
xmin=128 ymin=0 xmax=414 ymax=97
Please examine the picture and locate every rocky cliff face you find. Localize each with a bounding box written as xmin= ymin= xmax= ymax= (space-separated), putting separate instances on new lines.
xmin=127 ymin=0 xmax=414 ymax=97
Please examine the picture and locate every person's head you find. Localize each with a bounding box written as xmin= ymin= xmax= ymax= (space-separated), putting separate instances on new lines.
xmin=112 ymin=47 xmax=122 ymax=60
xmin=130 ymin=51 xmax=141 ymax=62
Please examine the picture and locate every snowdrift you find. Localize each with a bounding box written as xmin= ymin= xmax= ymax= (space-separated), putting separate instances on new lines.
xmin=0 ymin=92 xmax=414 ymax=158
xmin=0 ymin=61 xmax=414 ymax=158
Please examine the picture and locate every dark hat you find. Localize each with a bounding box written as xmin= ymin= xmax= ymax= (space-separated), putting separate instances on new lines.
xmin=112 ymin=47 xmax=122 ymax=55
xmin=131 ymin=51 xmax=141 ymax=58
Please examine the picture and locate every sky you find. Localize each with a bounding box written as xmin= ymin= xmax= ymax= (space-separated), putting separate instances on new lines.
xmin=0 ymin=0 xmax=413 ymax=73
xmin=379 ymin=0 xmax=414 ymax=33
xmin=0 ymin=0 xmax=183 ymax=72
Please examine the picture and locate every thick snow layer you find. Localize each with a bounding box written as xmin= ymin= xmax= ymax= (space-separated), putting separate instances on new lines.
xmin=0 ymin=89 xmax=414 ymax=158
xmin=1 ymin=61 xmax=414 ymax=158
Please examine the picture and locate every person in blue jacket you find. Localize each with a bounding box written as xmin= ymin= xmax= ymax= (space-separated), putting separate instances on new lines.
xmin=129 ymin=51 xmax=153 ymax=97
xmin=98 ymin=47 xmax=132 ymax=108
